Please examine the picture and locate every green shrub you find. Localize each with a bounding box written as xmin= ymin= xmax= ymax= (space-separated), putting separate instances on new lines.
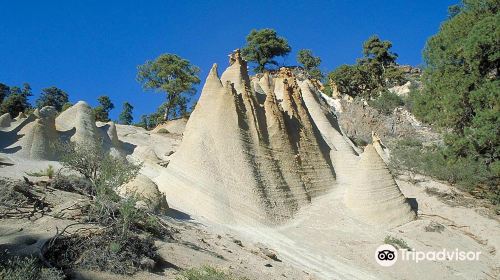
xmin=57 ymin=142 xmax=141 ymax=198
xmin=156 ymin=128 xmax=169 ymax=134
xmin=26 ymin=165 xmax=55 ymax=179
xmin=118 ymin=198 xmax=140 ymax=238
xmin=44 ymin=142 xmax=171 ymax=275
xmin=402 ymin=81 xmax=420 ymax=112
xmin=177 ymin=266 xmax=248 ymax=280
xmin=390 ymin=138 xmax=499 ymax=205
xmin=322 ymin=83 xmax=333 ymax=97
xmin=368 ymin=90 xmax=404 ymax=115
xmin=0 ymin=256 xmax=64 ymax=280
xmin=384 ymin=235 xmax=411 ymax=250
xmin=414 ymin=1 xmax=499 ymax=167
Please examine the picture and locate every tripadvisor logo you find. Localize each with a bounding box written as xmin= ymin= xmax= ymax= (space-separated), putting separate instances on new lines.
xmin=375 ymin=245 xmax=481 ymax=267
xmin=375 ymin=244 xmax=398 ymax=267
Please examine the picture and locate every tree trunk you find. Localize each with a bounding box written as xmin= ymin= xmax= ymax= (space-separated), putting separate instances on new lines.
xmin=164 ymin=94 xmax=173 ymax=121
xmin=164 ymin=105 xmax=170 ymax=122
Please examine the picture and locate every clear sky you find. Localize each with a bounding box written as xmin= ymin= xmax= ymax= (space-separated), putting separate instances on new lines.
xmin=0 ymin=0 xmax=457 ymax=122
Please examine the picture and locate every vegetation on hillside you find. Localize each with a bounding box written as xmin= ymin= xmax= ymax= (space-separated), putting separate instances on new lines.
xmin=137 ymin=53 xmax=200 ymax=122
xmin=368 ymin=90 xmax=404 ymax=115
xmin=119 ymin=102 xmax=134 ymax=125
xmin=411 ymin=0 xmax=499 ymax=170
xmin=390 ymin=0 xmax=499 ymax=204
xmin=35 ymin=86 xmax=69 ymax=111
xmin=390 ymin=138 xmax=499 ymax=209
xmin=241 ymin=28 xmax=291 ymax=73
xmin=327 ymin=35 xmax=405 ymax=99
xmin=296 ymin=49 xmax=324 ymax=80
xmin=93 ymin=95 xmax=115 ymax=122
xmin=177 ymin=266 xmax=249 ymax=280
xmin=0 ymin=83 xmax=32 ymax=117
xmin=39 ymin=142 xmax=170 ymax=276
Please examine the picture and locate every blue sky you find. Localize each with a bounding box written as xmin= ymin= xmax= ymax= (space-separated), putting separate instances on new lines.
xmin=0 ymin=0 xmax=456 ymax=122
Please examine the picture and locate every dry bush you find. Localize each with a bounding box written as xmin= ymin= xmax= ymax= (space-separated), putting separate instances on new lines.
xmin=0 ymin=177 xmax=50 ymax=219
xmin=51 ymin=175 xmax=94 ymax=196
xmin=45 ymin=228 xmax=159 ymax=275
xmin=0 ymin=256 xmax=64 ymax=280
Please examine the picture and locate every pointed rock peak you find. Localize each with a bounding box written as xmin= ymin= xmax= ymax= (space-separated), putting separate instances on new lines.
xmin=209 ymin=63 xmax=219 ymax=78
xmin=277 ymin=67 xmax=294 ymax=78
xmin=228 ymin=49 xmax=245 ymax=66
xmin=204 ymin=63 xmax=223 ymax=89
xmin=261 ymin=71 xmax=270 ymax=82
xmin=221 ymin=50 xmax=250 ymax=94
xmin=16 ymin=111 xmax=27 ymax=120
xmin=107 ymin=121 xmax=120 ymax=145
xmin=362 ymin=144 xmax=377 ymax=156
xmin=371 ymin=131 xmax=381 ymax=143
xmin=359 ymin=144 xmax=385 ymax=165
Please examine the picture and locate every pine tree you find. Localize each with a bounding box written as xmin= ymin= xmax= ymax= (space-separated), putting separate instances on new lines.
xmin=118 ymin=102 xmax=134 ymax=125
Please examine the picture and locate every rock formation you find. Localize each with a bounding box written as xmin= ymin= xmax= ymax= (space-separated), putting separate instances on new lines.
xmin=18 ymin=106 xmax=59 ymax=160
xmin=56 ymin=101 xmax=99 ymax=147
xmin=98 ymin=121 xmax=123 ymax=158
xmin=15 ymin=112 xmax=27 ymax=121
xmin=161 ymin=50 xmax=416 ymax=228
xmin=345 ymin=144 xmax=416 ymax=227
xmin=372 ymin=131 xmax=390 ymax=163
xmin=118 ymin=174 xmax=169 ymax=213
xmin=1 ymin=101 xmax=127 ymax=161
xmin=163 ymin=50 xmax=336 ymax=225
xmin=0 ymin=113 xmax=12 ymax=128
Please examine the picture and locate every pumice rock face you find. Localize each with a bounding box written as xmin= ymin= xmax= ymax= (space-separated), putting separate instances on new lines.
xmin=0 ymin=113 xmax=12 ymax=128
xmin=165 ymin=50 xmax=337 ymax=225
xmin=19 ymin=106 xmax=59 ymax=160
xmin=161 ymin=50 xmax=416 ymax=227
xmin=344 ymin=144 xmax=416 ymax=227
xmin=56 ymin=101 xmax=99 ymax=147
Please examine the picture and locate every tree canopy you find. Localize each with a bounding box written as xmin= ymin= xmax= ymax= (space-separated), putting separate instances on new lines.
xmin=412 ymin=0 xmax=499 ymax=167
xmin=327 ymin=35 xmax=404 ymax=99
xmin=0 ymin=83 xmax=32 ymax=117
xmin=35 ymin=86 xmax=69 ymax=111
xmin=137 ymin=53 xmax=200 ymax=121
xmin=241 ymin=29 xmax=291 ymax=73
xmin=297 ymin=49 xmax=323 ymax=80
xmin=94 ymin=95 xmax=114 ymax=122
xmin=118 ymin=102 xmax=134 ymax=125
xmin=0 ymin=83 xmax=9 ymax=104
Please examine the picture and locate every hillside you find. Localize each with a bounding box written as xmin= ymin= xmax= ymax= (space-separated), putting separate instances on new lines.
xmin=1 ymin=50 xmax=499 ymax=279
